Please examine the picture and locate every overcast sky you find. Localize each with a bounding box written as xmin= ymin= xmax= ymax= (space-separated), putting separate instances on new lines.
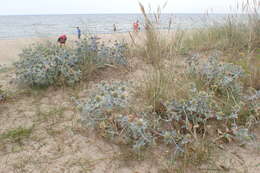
xmin=1 ymin=0 xmax=244 ymax=15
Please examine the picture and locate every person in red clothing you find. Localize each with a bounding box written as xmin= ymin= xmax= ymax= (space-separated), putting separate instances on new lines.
xmin=57 ymin=35 xmax=67 ymax=47
xmin=133 ymin=20 xmax=140 ymax=32
xmin=133 ymin=21 xmax=138 ymax=32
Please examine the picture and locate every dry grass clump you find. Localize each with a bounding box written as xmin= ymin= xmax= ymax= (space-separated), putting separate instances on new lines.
xmin=140 ymin=68 xmax=176 ymax=109
xmin=183 ymin=0 xmax=260 ymax=55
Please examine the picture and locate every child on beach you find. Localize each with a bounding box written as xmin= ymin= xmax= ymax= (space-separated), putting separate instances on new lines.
xmin=57 ymin=35 xmax=67 ymax=47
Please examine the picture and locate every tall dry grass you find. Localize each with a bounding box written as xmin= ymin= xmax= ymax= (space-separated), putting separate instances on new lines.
xmin=182 ymin=0 xmax=260 ymax=54
xmin=133 ymin=2 xmax=182 ymax=109
xmin=130 ymin=3 xmax=179 ymax=67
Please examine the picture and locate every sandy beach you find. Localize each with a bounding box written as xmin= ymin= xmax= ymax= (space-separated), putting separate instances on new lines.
xmin=0 ymin=32 xmax=131 ymax=66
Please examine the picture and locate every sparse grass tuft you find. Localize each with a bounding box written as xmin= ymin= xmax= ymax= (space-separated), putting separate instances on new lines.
xmin=182 ymin=0 xmax=260 ymax=55
xmin=0 ymin=126 xmax=33 ymax=143
xmin=35 ymin=105 xmax=66 ymax=123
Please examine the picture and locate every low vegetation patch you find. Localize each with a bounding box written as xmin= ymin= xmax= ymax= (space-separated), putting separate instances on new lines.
xmin=15 ymin=37 xmax=128 ymax=87
xmin=79 ymin=56 xmax=259 ymax=171
xmin=0 ymin=127 xmax=33 ymax=144
xmin=79 ymin=1 xmax=260 ymax=169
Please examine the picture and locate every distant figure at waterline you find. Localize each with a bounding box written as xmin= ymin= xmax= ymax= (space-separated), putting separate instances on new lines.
xmin=113 ymin=24 xmax=117 ymax=32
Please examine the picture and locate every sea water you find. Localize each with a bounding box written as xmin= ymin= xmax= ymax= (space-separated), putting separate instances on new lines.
xmin=0 ymin=13 xmax=227 ymax=39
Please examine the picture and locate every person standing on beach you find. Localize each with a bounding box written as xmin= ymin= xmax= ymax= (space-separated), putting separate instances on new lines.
xmin=76 ymin=27 xmax=81 ymax=39
xmin=113 ymin=24 xmax=117 ymax=32
xmin=133 ymin=21 xmax=138 ymax=32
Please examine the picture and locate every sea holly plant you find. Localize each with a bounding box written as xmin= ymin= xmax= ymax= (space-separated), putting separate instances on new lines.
xmin=80 ymin=81 xmax=191 ymax=151
xmin=75 ymin=36 xmax=128 ymax=66
xmin=96 ymin=40 xmax=128 ymax=66
xmin=80 ymin=79 xmax=259 ymax=153
xmin=84 ymin=81 xmax=129 ymax=108
xmin=166 ymin=87 xmax=218 ymax=126
xmin=15 ymin=42 xmax=82 ymax=87
xmin=79 ymin=56 xmax=259 ymax=154
xmin=187 ymin=55 xmax=244 ymax=99
xmin=185 ymin=55 xmax=251 ymax=120
xmin=80 ymin=81 xmax=132 ymax=128
xmin=115 ymin=114 xmax=154 ymax=150
xmin=184 ymin=55 xmax=260 ymax=133
xmin=80 ymin=81 xmax=154 ymax=149
xmin=15 ymin=37 xmax=128 ymax=87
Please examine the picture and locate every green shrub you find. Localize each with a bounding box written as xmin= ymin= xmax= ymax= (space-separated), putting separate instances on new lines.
xmin=81 ymin=81 xmax=131 ymax=127
xmin=15 ymin=41 xmax=85 ymax=87
xmin=187 ymin=55 xmax=244 ymax=99
xmin=80 ymin=81 xmax=192 ymax=151
xmin=15 ymin=38 xmax=128 ymax=87
xmin=186 ymin=55 xmax=260 ymax=124
xmin=80 ymin=76 xmax=258 ymax=162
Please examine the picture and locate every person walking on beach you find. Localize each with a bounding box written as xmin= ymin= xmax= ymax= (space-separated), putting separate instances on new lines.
xmin=113 ymin=24 xmax=117 ymax=32
xmin=57 ymin=34 xmax=67 ymax=47
xmin=76 ymin=27 xmax=81 ymax=39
